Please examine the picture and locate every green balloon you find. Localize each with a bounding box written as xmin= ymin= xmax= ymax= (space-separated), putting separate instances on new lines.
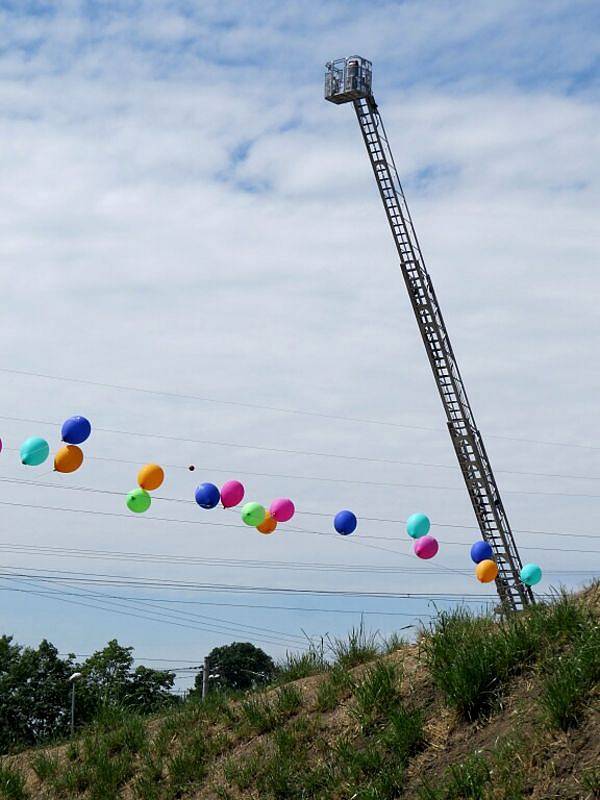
xmin=20 ymin=436 xmax=50 ymax=466
xmin=126 ymin=488 xmax=151 ymax=514
xmin=241 ymin=501 xmax=266 ymax=527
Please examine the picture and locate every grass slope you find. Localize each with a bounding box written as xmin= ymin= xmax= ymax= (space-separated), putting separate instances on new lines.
xmin=2 ymin=586 xmax=598 ymax=800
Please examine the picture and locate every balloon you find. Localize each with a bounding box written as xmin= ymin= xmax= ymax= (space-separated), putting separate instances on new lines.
xmin=257 ymin=511 xmax=277 ymax=534
xmin=137 ymin=463 xmax=164 ymax=491
xmin=475 ymin=559 xmax=498 ymax=583
xmin=126 ymin=488 xmax=151 ymax=513
xmin=520 ymin=563 xmax=542 ymax=587
xmin=414 ymin=535 xmax=439 ymax=559
xmin=195 ymin=483 xmax=221 ymax=509
xmin=334 ymin=510 xmax=357 ymax=536
xmin=221 ymin=480 xmax=245 ymax=509
xmin=54 ymin=445 xmax=84 ymax=474
xmin=20 ymin=437 xmax=50 ymax=466
xmin=242 ymin=502 xmax=266 ymax=527
xmin=406 ymin=513 xmax=430 ymax=539
xmin=61 ymin=415 xmax=92 ymax=445
xmin=470 ymin=540 xmax=493 ymax=564
xmin=188 ymin=465 xmax=196 ymax=471
xmin=269 ymin=498 xmax=295 ymax=522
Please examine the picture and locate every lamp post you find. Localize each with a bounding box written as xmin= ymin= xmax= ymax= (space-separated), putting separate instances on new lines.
xmin=68 ymin=672 xmax=82 ymax=736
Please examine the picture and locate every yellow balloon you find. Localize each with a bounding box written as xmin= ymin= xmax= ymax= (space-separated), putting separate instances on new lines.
xmin=137 ymin=463 xmax=164 ymax=491
xmin=54 ymin=445 xmax=84 ymax=474
xmin=475 ymin=559 xmax=498 ymax=583
xmin=257 ymin=511 xmax=277 ymax=535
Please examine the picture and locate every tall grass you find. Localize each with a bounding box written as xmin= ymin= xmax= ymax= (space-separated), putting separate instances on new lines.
xmin=31 ymin=752 xmax=59 ymax=782
xmin=276 ymin=642 xmax=327 ymax=683
xmin=315 ymin=664 xmax=355 ymax=712
xmin=539 ymin=623 xmax=599 ymax=730
xmin=0 ymin=765 xmax=29 ymax=800
xmin=352 ymin=661 xmax=402 ymax=730
xmin=327 ymin=621 xmax=381 ymax=669
xmin=422 ymin=593 xmax=597 ymax=720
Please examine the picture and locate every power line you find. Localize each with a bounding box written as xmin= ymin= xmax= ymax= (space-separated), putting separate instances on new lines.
xmin=0 ymin=576 xmax=302 ymax=649
xmin=0 ymin=541 xmax=595 ymax=575
xmin=0 ymin=566 xmax=535 ymax=599
xmin=47 ymin=597 xmax=436 ymax=619
xmin=59 ymin=653 xmax=204 ymax=664
xmin=0 ymin=498 xmax=598 ymax=555
xmin=1 ymin=544 xmax=595 ymax=577
xmin=20 ymin=573 xmax=306 ymax=644
xmin=2 ymin=415 xmax=600 ymax=483
xmin=7 ymin=469 xmax=600 ymax=506
xmin=1 ymin=366 xmax=598 ymax=451
xmin=4 ymin=474 xmax=600 ymax=526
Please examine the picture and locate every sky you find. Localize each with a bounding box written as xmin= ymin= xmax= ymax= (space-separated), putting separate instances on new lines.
xmin=0 ymin=0 xmax=599 ymax=691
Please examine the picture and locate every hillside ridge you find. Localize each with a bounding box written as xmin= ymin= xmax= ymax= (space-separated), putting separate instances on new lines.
xmin=2 ymin=585 xmax=598 ymax=800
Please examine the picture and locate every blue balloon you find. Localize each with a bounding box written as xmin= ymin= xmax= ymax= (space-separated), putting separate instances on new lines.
xmin=195 ymin=482 xmax=221 ymax=509
xmin=406 ymin=513 xmax=430 ymax=539
xmin=470 ymin=540 xmax=493 ymax=564
xmin=61 ymin=415 xmax=92 ymax=445
xmin=334 ymin=510 xmax=357 ymax=535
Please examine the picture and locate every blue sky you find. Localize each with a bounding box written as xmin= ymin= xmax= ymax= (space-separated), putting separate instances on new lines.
xmin=0 ymin=0 xmax=598 ymax=689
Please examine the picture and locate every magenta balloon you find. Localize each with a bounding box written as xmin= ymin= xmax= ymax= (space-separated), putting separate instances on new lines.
xmin=220 ymin=480 xmax=245 ymax=508
xmin=414 ymin=535 xmax=439 ymax=560
xmin=269 ymin=497 xmax=295 ymax=522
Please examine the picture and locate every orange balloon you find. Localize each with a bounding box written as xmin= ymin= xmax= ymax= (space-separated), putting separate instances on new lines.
xmin=257 ymin=511 xmax=277 ymax=534
xmin=475 ymin=559 xmax=498 ymax=583
xmin=54 ymin=445 xmax=84 ymax=474
xmin=137 ymin=463 xmax=164 ymax=491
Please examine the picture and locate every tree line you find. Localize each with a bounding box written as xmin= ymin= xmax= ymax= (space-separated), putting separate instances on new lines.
xmin=1 ymin=635 xmax=275 ymax=754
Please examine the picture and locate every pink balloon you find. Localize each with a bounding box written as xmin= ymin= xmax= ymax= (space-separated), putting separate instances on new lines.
xmin=414 ymin=535 xmax=439 ymax=560
xmin=220 ymin=480 xmax=245 ymax=509
xmin=269 ymin=497 xmax=295 ymax=522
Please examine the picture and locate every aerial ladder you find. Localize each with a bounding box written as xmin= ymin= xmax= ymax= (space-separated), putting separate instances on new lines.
xmin=325 ymin=56 xmax=533 ymax=612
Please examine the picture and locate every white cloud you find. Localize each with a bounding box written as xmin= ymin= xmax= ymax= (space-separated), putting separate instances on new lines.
xmin=0 ymin=1 xmax=598 ymax=675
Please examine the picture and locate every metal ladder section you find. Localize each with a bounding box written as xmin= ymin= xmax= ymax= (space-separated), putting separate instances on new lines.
xmin=353 ymin=96 xmax=533 ymax=611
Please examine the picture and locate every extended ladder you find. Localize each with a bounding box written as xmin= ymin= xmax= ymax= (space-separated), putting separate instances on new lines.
xmin=353 ymin=95 xmax=533 ymax=611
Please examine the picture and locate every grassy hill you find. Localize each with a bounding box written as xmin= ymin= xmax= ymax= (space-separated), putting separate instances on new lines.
xmin=2 ymin=584 xmax=598 ymax=800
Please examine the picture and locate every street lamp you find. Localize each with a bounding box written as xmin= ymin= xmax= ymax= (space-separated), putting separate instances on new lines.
xmin=68 ymin=672 xmax=83 ymax=736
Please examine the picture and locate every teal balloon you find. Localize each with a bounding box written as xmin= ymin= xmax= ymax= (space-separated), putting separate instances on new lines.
xmin=406 ymin=513 xmax=430 ymax=539
xmin=20 ymin=437 xmax=50 ymax=466
xmin=126 ymin=488 xmax=151 ymax=514
xmin=241 ymin=502 xmax=266 ymax=527
xmin=520 ymin=563 xmax=542 ymax=587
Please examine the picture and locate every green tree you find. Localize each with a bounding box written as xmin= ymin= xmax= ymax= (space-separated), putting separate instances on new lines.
xmin=195 ymin=642 xmax=275 ymax=693
xmin=126 ymin=665 xmax=176 ymax=713
xmin=81 ymin=639 xmax=134 ymax=707
xmin=0 ymin=637 xmax=74 ymax=753
xmin=0 ymin=636 xmax=177 ymax=753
